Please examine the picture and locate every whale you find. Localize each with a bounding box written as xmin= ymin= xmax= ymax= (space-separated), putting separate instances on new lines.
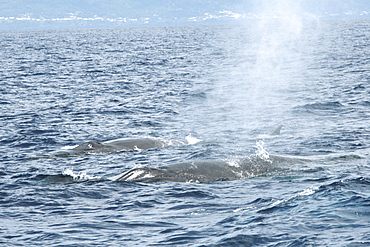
xmin=113 ymin=154 xmax=307 ymax=183
xmin=113 ymin=147 xmax=370 ymax=183
xmin=41 ymin=148 xmax=370 ymax=184
xmin=74 ymin=138 xmax=177 ymax=153
xmin=43 ymin=136 xmax=198 ymax=158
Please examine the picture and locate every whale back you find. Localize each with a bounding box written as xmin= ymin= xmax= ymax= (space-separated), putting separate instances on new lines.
xmin=75 ymin=141 xmax=105 ymax=151
xmin=115 ymin=155 xmax=288 ymax=183
xmin=103 ymin=138 xmax=167 ymax=151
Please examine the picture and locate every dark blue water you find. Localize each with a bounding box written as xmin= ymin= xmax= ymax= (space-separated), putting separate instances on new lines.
xmin=1 ymin=19 xmax=370 ymax=246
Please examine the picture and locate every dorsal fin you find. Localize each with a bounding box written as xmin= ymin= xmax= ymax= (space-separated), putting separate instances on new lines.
xmin=270 ymin=125 xmax=283 ymax=135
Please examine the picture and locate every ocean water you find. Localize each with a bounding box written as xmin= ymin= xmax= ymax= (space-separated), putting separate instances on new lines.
xmin=1 ymin=19 xmax=370 ymax=246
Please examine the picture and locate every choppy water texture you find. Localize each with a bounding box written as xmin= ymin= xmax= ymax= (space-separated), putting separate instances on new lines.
xmin=1 ymin=19 xmax=370 ymax=246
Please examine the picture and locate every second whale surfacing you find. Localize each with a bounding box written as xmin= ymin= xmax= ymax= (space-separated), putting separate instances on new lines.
xmin=48 ymin=136 xmax=198 ymax=157
xmin=75 ymin=137 xmax=176 ymax=152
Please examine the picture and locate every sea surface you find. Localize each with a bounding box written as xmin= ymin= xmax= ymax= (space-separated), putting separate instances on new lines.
xmin=1 ymin=19 xmax=370 ymax=246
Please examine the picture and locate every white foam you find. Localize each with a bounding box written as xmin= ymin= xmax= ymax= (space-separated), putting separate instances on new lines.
xmin=271 ymin=187 xmax=318 ymax=208
xmin=61 ymin=145 xmax=79 ymax=150
xmin=185 ymin=135 xmax=202 ymax=145
xmin=255 ymin=140 xmax=270 ymax=160
xmin=133 ymin=145 xmax=141 ymax=150
xmin=298 ymin=187 xmax=318 ymax=196
xmin=227 ymin=159 xmax=241 ymax=168
xmin=62 ymin=168 xmax=101 ymax=181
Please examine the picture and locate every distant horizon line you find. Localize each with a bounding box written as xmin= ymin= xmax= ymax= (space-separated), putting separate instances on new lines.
xmin=1 ymin=10 xmax=369 ymax=30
